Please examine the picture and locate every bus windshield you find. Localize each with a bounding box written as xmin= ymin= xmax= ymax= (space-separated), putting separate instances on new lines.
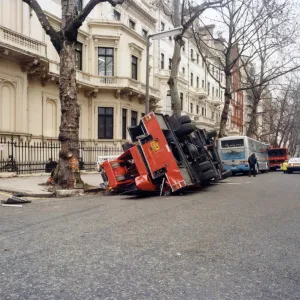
xmin=221 ymin=139 xmax=244 ymax=148
xmin=268 ymin=149 xmax=287 ymax=157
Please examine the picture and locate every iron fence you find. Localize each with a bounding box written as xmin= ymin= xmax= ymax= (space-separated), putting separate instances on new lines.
xmin=0 ymin=135 xmax=123 ymax=174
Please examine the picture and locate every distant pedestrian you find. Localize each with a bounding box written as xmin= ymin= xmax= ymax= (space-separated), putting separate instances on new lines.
xmin=248 ymin=153 xmax=258 ymax=177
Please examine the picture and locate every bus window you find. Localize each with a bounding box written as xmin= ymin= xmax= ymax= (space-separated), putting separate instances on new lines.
xmin=221 ymin=139 xmax=244 ymax=148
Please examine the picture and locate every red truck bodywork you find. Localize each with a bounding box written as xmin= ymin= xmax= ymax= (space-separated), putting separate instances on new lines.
xmin=102 ymin=113 xmax=186 ymax=193
xmin=268 ymin=147 xmax=289 ymax=170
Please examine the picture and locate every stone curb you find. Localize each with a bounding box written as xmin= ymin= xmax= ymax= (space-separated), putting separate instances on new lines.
xmin=55 ymin=189 xmax=84 ymax=198
xmin=0 ymin=188 xmax=54 ymax=198
xmin=84 ymin=187 xmax=104 ymax=193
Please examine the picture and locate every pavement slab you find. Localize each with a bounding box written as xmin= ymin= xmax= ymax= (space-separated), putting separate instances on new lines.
xmin=0 ymin=172 xmax=103 ymax=197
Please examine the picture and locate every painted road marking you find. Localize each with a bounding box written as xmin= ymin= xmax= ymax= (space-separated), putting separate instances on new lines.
xmin=0 ymin=191 xmax=12 ymax=197
xmin=220 ymin=182 xmax=252 ymax=185
xmin=0 ymin=191 xmax=38 ymax=201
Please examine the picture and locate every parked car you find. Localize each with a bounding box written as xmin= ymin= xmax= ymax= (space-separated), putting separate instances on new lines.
xmin=99 ymin=113 xmax=231 ymax=195
xmin=286 ymin=157 xmax=300 ymax=173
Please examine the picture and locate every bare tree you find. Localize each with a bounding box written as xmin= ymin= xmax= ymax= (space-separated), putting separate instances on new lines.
xmin=22 ymin=0 xmax=124 ymax=189
xmin=159 ymin=0 xmax=225 ymax=116
xmin=242 ymin=0 xmax=300 ymax=138
xmin=272 ymin=78 xmax=300 ymax=149
xmin=192 ymin=0 xmax=299 ymax=137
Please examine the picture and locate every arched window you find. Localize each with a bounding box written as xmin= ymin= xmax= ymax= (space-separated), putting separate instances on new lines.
xmin=0 ymin=81 xmax=16 ymax=132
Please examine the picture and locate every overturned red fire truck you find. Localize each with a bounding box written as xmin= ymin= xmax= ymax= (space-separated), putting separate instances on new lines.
xmin=99 ymin=113 xmax=231 ymax=195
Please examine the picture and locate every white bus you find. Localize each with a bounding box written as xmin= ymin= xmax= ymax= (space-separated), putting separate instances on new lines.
xmin=218 ymin=136 xmax=269 ymax=174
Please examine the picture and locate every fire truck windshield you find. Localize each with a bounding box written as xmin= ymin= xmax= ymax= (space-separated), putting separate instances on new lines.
xmin=268 ymin=149 xmax=287 ymax=157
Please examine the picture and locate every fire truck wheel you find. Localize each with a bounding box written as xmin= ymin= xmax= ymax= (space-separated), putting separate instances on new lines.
xmin=175 ymin=123 xmax=196 ymax=138
xmin=207 ymin=130 xmax=217 ymax=139
xmin=179 ymin=115 xmax=192 ymax=124
xmin=111 ymin=162 xmax=120 ymax=169
xmin=116 ymin=175 xmax=126 ymax=181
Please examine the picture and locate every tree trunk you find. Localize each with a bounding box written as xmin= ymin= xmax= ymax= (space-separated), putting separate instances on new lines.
xmin=246 ymin=101 xmax=259 ymax=138
xmin=218 ymin=75 xmax=232 ymax=138
xmin=169 ymin=36 xmax=183 ymax=116
xmin=169 ymin=0 xmax=182 ymax=116
xmin=54 ymin=40 xmax=83 ymax=189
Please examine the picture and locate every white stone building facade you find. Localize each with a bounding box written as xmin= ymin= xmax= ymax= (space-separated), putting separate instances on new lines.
xmin=0 ymin=0 xmax=240 ymax=148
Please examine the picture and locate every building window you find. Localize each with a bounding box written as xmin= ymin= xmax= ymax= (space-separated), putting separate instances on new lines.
xmin=202 ymin=59 xmax=205 ymax=68
xmin=196 ymin=76 xmax=199 ymax=88
xmin=202 ymin=107 xmax=205 ymax=116
xmin=212 ymin=86 xmax=215 ymax=97
xmin=190 ymin=73 xmax=193 ymax=86
xmin=202 ymin=80 xmax=205 ymax=88
xmin=114 ymin=10 xmax=121 ymax=21
xmin=169 ymin=58 xmax=172 ymax=70
xmin=196 ymin=105 xmax=199 ymax=114
xmin=131 ymin=111 xmax=138 ymax=126
xmin=141 ymin=112 xmax=145 ymax=118
xmin=191 ymin=49 xmax=194 ymax=60
xmin=142 ymin=29 xmax=148 ymax=38
xmin=182 ymin=44 xmax=185 ymax=52
xmin=98 ymin=107 xmax=113 ymax=139
xmin=98 ymin=47 xmax=114 ymax=76
xmin=161 ymin=21 xmax=165 ymax=31
xmin=161 ymin=53 xmax=165 ymax=69
xmin=182 ymin=67 xmax=185 ymax=74
xmin=190 ymin=103 xmax=193 ymax=113
xmin=75 ymin=42 xmax=83 ymax=71
xmin=217 ymin=89 xmax=219 ymax=98
xmin=122 ymin=108 xmax=127 ymax=140
xmin=212 ymin=66 xmax=215 ymax=76
xmin=129 ymin=19 xmax=136 ymax=30
xmin=208 ymin=82 xmax=210 ymax=95
xmin=197 ymin=54 xmax=199 ymax=64
xmin=131 ymin=56 xmax=138 ymax=80
xmin=180 ymin=92 xmax=183 ymax=110
xmin=212 ymin=112 xmax=215 ymax=119
xmin=76 ymin=0 xmax=83 ymax=12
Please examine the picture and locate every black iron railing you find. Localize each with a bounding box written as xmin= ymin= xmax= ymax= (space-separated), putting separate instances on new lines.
xmin=0 ymin=135 xmax=123 ymax=174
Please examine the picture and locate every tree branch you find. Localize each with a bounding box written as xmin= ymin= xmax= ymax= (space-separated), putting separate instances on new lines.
xmin=71 ymin=0 xmax=124 ymax=31
xmin=183 ymin=0 xmax=224 ymax=31
xmin=23 ymin=0 xmax=62 ymax=53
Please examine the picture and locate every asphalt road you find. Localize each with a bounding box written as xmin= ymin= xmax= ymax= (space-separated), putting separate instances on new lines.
xmin=1 ymin=172 xmax=300 ymax=300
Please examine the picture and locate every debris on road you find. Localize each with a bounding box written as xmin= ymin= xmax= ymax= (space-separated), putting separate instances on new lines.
xmin=1 ymin=195 xmax=32 ymax=207
xmin=6 ymin=196 xmax=32 ymax=204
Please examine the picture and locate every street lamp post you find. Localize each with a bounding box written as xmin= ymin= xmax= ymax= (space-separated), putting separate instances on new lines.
xmin=145 ymin=26 xmax=184 ymax=114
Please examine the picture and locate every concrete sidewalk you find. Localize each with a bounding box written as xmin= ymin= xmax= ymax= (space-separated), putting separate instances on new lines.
xmin=0 ymin=172 xmax=103 ymax=198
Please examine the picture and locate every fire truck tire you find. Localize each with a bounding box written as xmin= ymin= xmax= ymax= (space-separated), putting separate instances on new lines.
xmin=202 ymin=169 xmax=217 ymax=181
xmin=175 ymin=123 xmax=196 ymax=138
xmin=116 ymin=175 xmax=126 ymax=181
xmin=111 ymin=162 xmax=120 ymax=169
xmin=179 ymin=115 xmax=192 ymax=124
xmin=207 ymin=130 xmax=217 ymax=139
